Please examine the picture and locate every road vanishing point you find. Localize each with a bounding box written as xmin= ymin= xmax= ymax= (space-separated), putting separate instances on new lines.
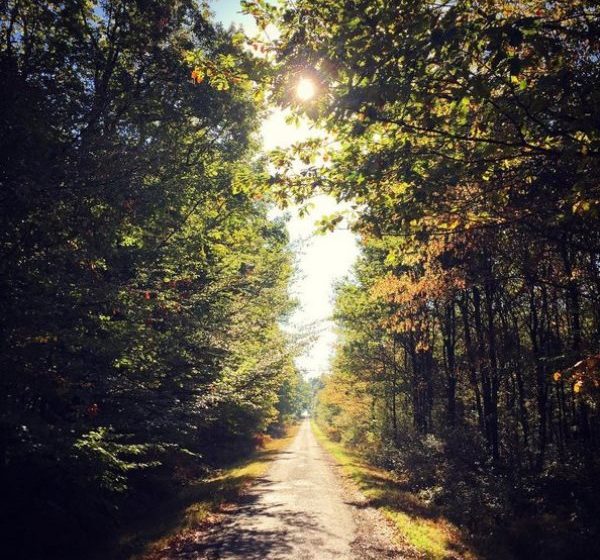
xmin=202 ymin=419 xmax=403 ymax=559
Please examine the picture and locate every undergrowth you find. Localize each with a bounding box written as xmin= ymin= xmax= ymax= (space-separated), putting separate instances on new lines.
xmin=311 ymin=420 xmax=479 ymax=560
xmin=101 ymin=424 xmax=299 ymax=560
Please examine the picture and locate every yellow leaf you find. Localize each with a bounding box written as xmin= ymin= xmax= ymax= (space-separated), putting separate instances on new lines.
xmin=572 ymin=200 xmax=591 ymax=215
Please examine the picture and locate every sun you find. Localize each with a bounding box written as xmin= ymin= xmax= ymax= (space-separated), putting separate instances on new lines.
xmin=296 ymin=77 xmax=316 ymax=101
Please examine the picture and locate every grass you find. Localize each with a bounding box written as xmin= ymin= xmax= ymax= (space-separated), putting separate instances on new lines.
xmin=112 ymin=424 xmax=300 ymax=560
xmin=311 ymin=420 xmax=476 ymax=560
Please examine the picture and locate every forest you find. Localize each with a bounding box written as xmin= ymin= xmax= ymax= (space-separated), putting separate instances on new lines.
xmin=1 ymin=1 xmax=599 ymax=559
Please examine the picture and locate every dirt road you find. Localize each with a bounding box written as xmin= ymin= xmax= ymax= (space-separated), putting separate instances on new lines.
xmin=203 ymin=419 xmax=403 ymax=559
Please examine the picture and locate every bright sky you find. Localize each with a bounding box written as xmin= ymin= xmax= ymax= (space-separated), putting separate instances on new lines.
xmin=213 ymin=1 xmax=359 ymax=377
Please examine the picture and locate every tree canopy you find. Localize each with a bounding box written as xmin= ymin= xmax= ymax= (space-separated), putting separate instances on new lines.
xmin=1 ymin=0 xmax=600 ymax=558
xmin=0 ymin=2 xmax=307 ymax=557
xmin=264 ymin=0 xmax=600 ymax=556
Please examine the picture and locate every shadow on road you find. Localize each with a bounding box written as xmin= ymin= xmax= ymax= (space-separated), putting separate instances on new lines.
xmin=198 ymin=475 xmax=327 ymax=559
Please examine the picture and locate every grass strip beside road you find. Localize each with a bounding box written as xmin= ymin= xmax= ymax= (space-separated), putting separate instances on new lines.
xmin=121 ymin=424 xmax=300 ymax=560
xmin=311 ymin=420 xmax=476 ymax=560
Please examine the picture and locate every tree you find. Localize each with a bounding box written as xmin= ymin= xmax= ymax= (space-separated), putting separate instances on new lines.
xmin=270 ymin=0 xmax=600 ymax=556
xmin=0 ymin=2 xmax=298 ymax=557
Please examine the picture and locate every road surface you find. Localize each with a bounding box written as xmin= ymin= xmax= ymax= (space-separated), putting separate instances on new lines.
xmin=202 ymin=419 xmax=403 ymax=559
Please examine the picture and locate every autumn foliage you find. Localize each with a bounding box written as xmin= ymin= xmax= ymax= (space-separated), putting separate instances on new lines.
xmin=268 ymin=0 xmax=600 ymax=557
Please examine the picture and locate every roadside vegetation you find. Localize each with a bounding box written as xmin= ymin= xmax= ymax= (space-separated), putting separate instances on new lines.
xmin=312 ymin=421 xmax=477 ymax=560
xmin=0 ymin=3 xmax=309 ymax=559
xmin=266 ymin=0 xmax=600 ymax=558
xmin=1 ymin=1 xmax=599 ymax=559
xmin=118 ymin=424 xmax=299 ymax=560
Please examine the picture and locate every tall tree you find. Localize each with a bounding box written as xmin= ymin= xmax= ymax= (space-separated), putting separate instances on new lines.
xmin=0 ymin=2 xmax=299 ymax=557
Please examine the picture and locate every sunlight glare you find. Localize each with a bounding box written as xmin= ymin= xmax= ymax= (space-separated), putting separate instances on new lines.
xmin=296 ymin=78 xmax=316 ymax=101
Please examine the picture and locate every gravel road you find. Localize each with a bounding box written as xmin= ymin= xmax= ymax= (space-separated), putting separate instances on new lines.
xmin=203 ymin=419 xmax=405 ymax=559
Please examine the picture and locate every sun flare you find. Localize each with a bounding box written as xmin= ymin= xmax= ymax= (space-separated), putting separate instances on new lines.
xmin=296 ymin=77 xmax=316 ymax=101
